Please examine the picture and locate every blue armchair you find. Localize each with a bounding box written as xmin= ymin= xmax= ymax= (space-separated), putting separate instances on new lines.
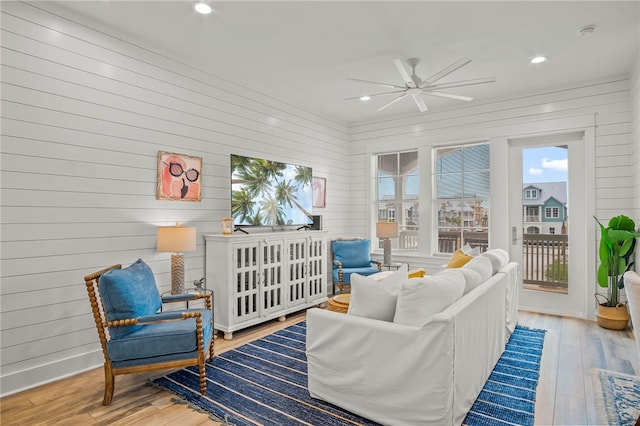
xmin=84 ymin=259 xmax=214 ymax=405
xmin=331 ymin=239 xmax=382 ymax=294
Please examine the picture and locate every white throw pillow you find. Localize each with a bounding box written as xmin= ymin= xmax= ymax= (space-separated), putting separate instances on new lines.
xmin=379 ymin=264 xmax=409 ymax=296
xmin=347 ymin=273 xmax=397 ymax=321
xmin=393 ymin=269 xmax=465 ymax=326
xmin=461 ymin=243 xmax=481 ymax=257
xmin=462 ymin=256 xmax=493 ymax=282
xmin=481 ymin=249 xmax=510 ymax=274
xmin=367 ymin=270 xmax=395 ymax=282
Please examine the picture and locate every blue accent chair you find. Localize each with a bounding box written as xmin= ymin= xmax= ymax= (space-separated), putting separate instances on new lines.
xmin=331 ymin=239 xmax=382 ymax=294
xmin=84 ymin=259 xmax=214 ymax=405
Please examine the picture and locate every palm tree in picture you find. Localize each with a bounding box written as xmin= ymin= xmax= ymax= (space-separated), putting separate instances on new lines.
xmin=260 ymin=197 xmax=286 ymax=225
xmin=274 ymin=179 xmax=312 ymax=221
xmin=232 ymin=188 xmax=256 ymax=223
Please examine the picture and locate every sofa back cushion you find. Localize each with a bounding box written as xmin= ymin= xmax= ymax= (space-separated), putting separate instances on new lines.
xmin=481 ymin=249 xmax=510 ymax=274
xmin=332 ymin=239 xmax=372 ymax=268
xmin=393 ymin=269 xmax=465 ymax=326
xmin=99 ymin=258 xmax=162 ymax=339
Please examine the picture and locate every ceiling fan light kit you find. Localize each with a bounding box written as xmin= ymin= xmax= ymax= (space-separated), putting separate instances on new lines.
xmin=347 ymin=57 xmax=496 ymax=113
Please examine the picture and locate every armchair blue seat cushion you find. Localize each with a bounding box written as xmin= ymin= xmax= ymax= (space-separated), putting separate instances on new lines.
xmin=332 ymin=239 xmax=373 ymax=268
xmin=98 ymin=259 xmax=162 ymax=338
xmin=106 ymin=308 xmax=213 ymax=368
xmin=332 ymin=267 xmax=381 ymax=285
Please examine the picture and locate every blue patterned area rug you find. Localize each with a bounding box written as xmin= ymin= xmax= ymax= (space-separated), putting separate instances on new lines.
xmin=153 ymin=323 xmax=544 ymax=426
xmin=592 ymin=368 xmax=640 ymax=426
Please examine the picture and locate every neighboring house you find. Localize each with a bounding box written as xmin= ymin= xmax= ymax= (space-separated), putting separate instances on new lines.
xmin=523 ymin=182 xmax=568 ymax=235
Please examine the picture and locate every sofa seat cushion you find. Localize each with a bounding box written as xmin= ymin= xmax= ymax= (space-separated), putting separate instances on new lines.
xmin=99 ymin=259 xmax=162 ymax=339
xmin=393 ymin=269 xmax=465 ymax=326
xmin=332 ymin=239 xmax=373 ymax=268
xmin=332 ymin=266 xmax=380 ymax=284
xmin=107 ymin=308 xmax=212 ymax=362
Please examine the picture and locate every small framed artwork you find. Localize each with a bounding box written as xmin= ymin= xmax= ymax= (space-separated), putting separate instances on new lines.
xmin=312 ymin=176 xmax=326 ymax=208
xmin=157 ymin=151 xmax=202 ymax=201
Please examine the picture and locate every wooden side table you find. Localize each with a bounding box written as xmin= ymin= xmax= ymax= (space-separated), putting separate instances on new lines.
xmin=327 ymin=294 xmax=351 ymax=313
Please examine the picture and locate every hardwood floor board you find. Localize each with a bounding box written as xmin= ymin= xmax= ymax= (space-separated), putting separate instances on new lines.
xmin=582 ymin=368 xmax=601 ymax=426
xmin=2 ymin=309 xmax=638 ymax=426
xmin=553 ymin=394 xmax=588 ymax=425
xmin=533 ymin=323 xmax=559 ymax=426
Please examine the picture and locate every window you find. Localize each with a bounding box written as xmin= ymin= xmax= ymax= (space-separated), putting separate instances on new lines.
xmin=434 ymin=143 xmax=490 ymax=254
xmin=525 ymin=188 xmax=538 ymax=199
xmin=549 ymin=227 xmax=555 ymax=234
xmin=375 ymin=151 xmax=418 ymax=250
xmin=526 ymin=226 xmax=540 ymax=234
xmin=545 ymin=207 xmax=559 ymax=218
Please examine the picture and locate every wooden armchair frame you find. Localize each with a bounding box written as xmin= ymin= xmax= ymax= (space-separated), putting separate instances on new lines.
xmin=84 ymin=264 xmax=214 ymax=405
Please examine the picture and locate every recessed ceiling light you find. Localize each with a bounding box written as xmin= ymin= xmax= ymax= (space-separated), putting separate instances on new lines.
xmin=360 ymin=96 xmax=370 ymax=101
xmin=531 ymin=56 xmax=546 ymax=64
xmin=194 ymin=2 xmax=213 ymax=14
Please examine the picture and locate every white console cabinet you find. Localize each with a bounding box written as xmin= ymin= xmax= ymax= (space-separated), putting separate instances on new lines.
xmin=204 ymin=231 xmax=328 ymax=339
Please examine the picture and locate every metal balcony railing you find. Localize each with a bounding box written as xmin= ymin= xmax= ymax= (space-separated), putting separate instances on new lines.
xmin=396 ymin=230 xmax=568 ymax=291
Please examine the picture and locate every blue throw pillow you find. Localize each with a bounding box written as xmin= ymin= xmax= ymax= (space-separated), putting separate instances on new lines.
xmin=99 ymin=259 xmax=162 ymax=339
xmin=333 ymin=240 xmax=372 ymax=268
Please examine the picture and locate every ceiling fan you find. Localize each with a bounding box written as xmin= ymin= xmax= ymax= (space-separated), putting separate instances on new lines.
xmin=346 ymin=57 xmax=495 ymax=112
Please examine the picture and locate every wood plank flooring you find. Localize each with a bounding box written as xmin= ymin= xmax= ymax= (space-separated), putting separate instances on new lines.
xmin=1 ymin=310 xmax=638 ymax=425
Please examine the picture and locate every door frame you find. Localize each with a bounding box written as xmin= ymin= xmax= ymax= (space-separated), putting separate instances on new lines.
xmin=490 ymin=125 xmax=596 ymax=320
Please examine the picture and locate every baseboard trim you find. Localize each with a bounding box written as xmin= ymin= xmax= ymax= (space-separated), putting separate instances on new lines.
xmin=0 ymin=350 xmax=103 ymax=397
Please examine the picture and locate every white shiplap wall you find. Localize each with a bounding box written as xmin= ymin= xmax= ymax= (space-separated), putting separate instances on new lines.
xmin=631 ymin=49 xmax=640 ymax=268
xmin=0 ymin=1 xmax=350 ymax=396
xmin=346 ymin=77 xmax=635 ymax=282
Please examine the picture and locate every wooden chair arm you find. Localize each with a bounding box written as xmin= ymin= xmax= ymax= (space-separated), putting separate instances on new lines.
xmin=106 ymin=311 xmax=202 ymax=327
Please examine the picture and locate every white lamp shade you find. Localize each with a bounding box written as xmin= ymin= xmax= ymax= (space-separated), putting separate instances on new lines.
xmin=157 ymin=226 xmax=196 ymax=253
xmin=376 ymin=221 xmax=398 ymax=238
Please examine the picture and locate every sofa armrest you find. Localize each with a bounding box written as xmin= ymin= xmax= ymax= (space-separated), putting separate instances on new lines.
xmin=306 ymin=308 xmax=455 ymax=425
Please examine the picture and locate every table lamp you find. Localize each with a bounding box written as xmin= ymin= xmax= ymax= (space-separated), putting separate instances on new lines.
xmin=376 ymin=221 xmax=398 ymax=265
xmin=157 ymin=222 xmax=196 ymax=294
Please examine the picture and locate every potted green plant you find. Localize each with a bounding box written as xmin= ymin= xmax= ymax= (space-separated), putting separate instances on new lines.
xmin=594 ymin=214 xmax=640 ymax=330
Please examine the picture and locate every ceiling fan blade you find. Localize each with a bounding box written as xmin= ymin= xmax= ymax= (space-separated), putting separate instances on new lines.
xmin=347 ymin=77 xmax=404 ymax=89
xmin=425 ymin=91 xmax=474 ymax=102
xmin=393 ymin=59 xmax=415 ymax=87
xmin=377 ymin=93 xmax=408 ymax=111
xmin=411 ymin=93 xmax=428 ymax=112
xmin=424 ymin=57 xmax=472 ymax=84
xmin=427 ymin=77 xmax=496 ymax=90
xmin=344 ymin=90 xmax=406 ymax=101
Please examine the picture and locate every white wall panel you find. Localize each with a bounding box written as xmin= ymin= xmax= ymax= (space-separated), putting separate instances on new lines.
xmin=347 ymin=76 xmax=633 ymax=281
xmin=0 ymin=1 xmax=349 ymax=396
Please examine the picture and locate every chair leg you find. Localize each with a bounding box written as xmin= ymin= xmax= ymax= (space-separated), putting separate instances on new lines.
xmin=103 ymin=362 xmax=114 ymax=406
xmin=198 ymin=360 xmax=206 ymax=395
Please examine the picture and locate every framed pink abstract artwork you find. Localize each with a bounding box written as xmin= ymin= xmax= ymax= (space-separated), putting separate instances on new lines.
xmin=157 ymin=151 xmax=202 ymax=201
xmin=312 ymin=176 xmax=326 ymax=208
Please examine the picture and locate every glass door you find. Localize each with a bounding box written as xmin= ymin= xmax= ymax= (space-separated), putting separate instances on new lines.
xmin=508 ymin=133 xmax=588 ymax=317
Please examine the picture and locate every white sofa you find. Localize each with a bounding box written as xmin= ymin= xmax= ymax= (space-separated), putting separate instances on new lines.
xmin=306 ymin=251 xmax=519 ymax=426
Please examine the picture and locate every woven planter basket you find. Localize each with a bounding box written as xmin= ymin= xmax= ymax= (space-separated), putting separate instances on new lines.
xmin=596 ymin=299 xmax=630 ymax=330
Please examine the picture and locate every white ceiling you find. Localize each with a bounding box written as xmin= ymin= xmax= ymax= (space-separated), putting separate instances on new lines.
xmin=45 ymin=1 xmax=639 ymax=124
